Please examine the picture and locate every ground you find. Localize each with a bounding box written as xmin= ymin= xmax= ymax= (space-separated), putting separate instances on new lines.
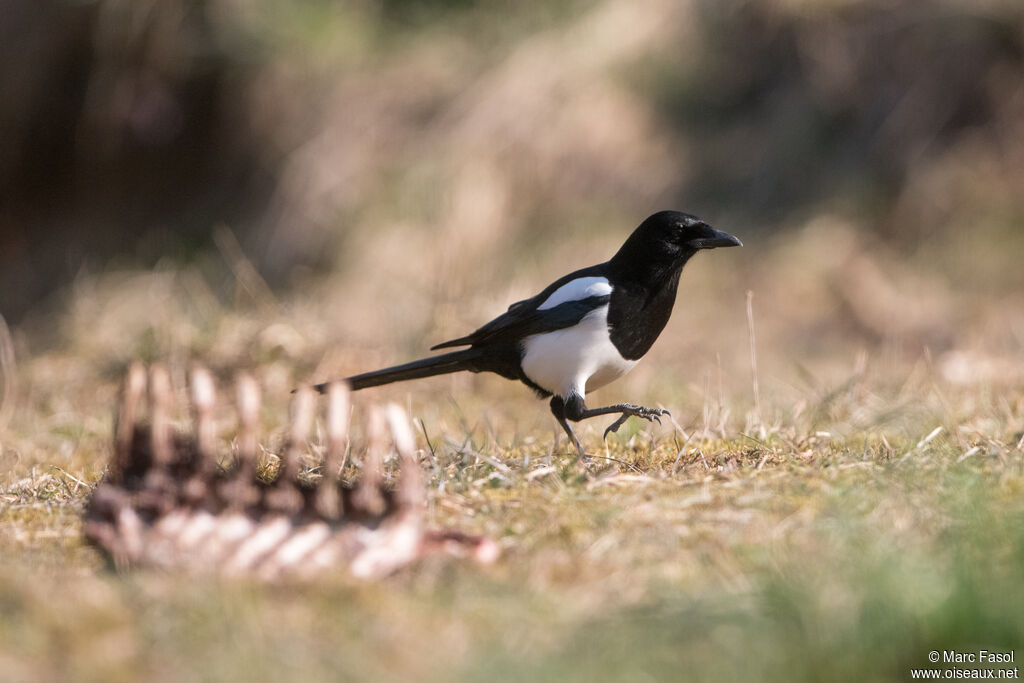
xmin=2 ymin=231 xmax=1023 ymax=682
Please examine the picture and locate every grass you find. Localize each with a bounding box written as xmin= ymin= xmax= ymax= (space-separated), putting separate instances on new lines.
xmin=3 ymin=0 xmax=1024 ymax=677
xmin=2 ymin=232 xmax=1023 ymax=682
xmin=3 ymin=371 xmax=1023 ymax=682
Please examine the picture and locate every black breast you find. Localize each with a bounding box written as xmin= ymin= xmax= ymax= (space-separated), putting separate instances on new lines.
xmin=606 ymin=269 xmax=682 ymax=361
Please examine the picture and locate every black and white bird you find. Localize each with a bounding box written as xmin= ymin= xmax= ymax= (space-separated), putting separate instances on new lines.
xmin=314 ymin=211 xmax=741 ymax=459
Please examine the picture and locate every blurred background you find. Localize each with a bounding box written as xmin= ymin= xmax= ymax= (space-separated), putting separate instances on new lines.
xmin=2 ymin=0 xmax=1024 ymax=409
xmin=3 ymin=4 xmax=1024 ymax=681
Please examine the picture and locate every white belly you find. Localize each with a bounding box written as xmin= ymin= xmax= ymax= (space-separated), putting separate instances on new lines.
xmin=519 ymin=304 xmax=637 ymax=397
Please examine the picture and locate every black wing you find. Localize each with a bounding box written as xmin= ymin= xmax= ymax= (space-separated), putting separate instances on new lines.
xmin=430 ymin=264 xmax=611 ymax=351
xmin=430 ymin=295 xmax=610 ymax=350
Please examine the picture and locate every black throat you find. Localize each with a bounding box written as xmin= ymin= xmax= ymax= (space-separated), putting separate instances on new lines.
xmin=605 ymin=241 xmax=697 ymax=361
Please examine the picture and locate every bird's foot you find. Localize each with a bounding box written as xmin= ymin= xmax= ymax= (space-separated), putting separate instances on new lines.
xmin=563 ymin=431 xmax=591 ymax=464
xmin=602 ymin=405 xmax=671 ymax=439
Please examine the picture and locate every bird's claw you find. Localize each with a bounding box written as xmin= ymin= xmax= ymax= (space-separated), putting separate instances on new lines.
xmin=602 ymin=406 xmax=670 ymax=439
xmin=603 ymin=416 xmax=630 ymax=439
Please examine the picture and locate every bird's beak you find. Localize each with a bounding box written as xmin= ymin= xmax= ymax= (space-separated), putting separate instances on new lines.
xmin=689 ymin=229 xmax=743 ymax=250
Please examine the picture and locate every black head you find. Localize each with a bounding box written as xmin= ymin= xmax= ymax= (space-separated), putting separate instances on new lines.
xmin=611 ymin=211 xmax=741 ymax=277
xmin=644 ymin=210 xmax=742 ymax=251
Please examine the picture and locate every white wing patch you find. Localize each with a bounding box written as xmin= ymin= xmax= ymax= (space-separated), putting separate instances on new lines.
xmin=537 ymin=276 xmax=612 ymax=311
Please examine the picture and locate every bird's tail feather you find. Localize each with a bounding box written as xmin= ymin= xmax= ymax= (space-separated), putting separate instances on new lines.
xmin=314 ymin=348 xmax=482 ymax=393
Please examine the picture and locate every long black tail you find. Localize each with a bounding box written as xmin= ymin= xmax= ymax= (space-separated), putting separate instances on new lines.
xmin=313 ymin=347 xmax=482 ymax=393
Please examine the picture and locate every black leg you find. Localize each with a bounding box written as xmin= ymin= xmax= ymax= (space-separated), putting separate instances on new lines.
xmin=562 ymin=394 xmax=669 ymax=439
xmin=549 ymin=396 xmax=588 ymax=460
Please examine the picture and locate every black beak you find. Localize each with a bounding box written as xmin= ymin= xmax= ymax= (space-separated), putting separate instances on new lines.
xmin=689 ymin=229 xmax=742 ymax=250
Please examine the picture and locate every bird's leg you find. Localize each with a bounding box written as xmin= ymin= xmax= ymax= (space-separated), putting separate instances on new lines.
xmin=549 ymin=396 xmax=588 ymax=461
xmin=562 ymin=394 xmax=670 ymax=440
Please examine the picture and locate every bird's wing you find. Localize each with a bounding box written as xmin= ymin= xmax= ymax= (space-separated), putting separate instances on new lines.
xmin=430 ymin=295 xmax=610 ymax=350
xmin=430 ymin=266 xmax=611 ymax=351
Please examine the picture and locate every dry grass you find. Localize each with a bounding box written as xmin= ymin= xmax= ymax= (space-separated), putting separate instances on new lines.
xmin=2 ymin=229 xmax=1024 ymax=682
xmin=3 ymin=1 xmax=1023 ymax=678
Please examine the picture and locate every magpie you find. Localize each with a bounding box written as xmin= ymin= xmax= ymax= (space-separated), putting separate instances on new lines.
xmin=313 ymin=211 xmax=741 ymax=459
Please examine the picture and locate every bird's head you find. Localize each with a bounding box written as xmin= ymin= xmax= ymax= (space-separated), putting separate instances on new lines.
xmin=654 ymin=210 xmax=742 ymax=251
xmin=612 ymin=211 xmax=742 ymax=276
